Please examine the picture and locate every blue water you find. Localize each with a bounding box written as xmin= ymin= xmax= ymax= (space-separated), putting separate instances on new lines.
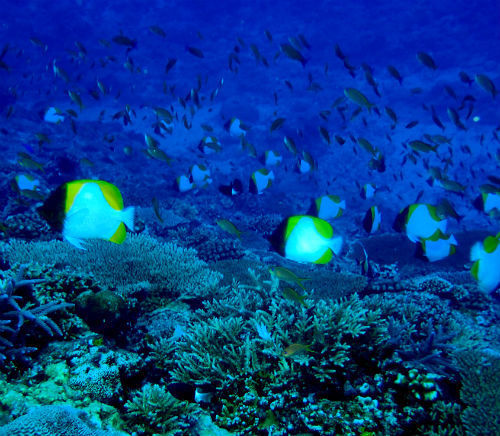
xmin=0 ymin=0 xmax=499 ymax=434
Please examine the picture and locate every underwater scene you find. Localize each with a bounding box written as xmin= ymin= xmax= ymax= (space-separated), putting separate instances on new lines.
xmin=0 ymin=0 xmax=499 ymax=434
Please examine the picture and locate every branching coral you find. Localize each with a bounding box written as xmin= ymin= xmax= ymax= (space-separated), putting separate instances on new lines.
xmin=149 ymin=269 xmax=390 ymax=433
xmin=4 ymin=235 xmax=222 ymax=301
xmin=0 ymin=265 xmax=73 ymax=367
xmin=124 ymin=383 xmax=197 ymax=434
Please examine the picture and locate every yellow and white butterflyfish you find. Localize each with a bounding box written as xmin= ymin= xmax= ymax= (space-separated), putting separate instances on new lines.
xmin=470 ymin=232 xmax=500 ymax=293
xmin=264 ymin=150 xmax=282 ymax=166
xmin=37 ymin=179 xmax=134 ymax=249
xmin=270 ymin=215 xmax=343 ymax=264
xmin=43 ymin=106 xmax=65 ymax=124
xmin=176 ymin=174 xmax=195 ymax=192
xmin=249 ymin=168 xmax=274 ymax=194
xmin=312 ymin=195 xmax=345 ymax=220
xmin=361 ymin=183 xmax=376 ymax=199
xmin=190 ymin=164 xmax=212 ymax=187
xmin=14 ymin=174 xmax=40 ymax=191
xmin=480 ymin=192 xmax=500 ymax=214
xmin=198 ymin=136 xmax=222 ymax=154
xmin=419 ymin=230 xmax=457 ymax=262
xmin=393 ymin=203 xmax=447 ymax=243
xmin=225 ymin=117 xmax=248 ymax=137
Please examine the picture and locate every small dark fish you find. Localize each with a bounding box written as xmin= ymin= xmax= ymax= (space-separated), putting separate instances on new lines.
xmin=319 ymin=126 xmax=330 ymax=145
xmin=385 ymin=106 xmax=397 ymax=125
xmin=475 ymin=74 xmax=497 ymax=99
xmin=298 ymin=34 xmax=311 ymax=49
xmin=165 ymin=58 xmax=177 ymax=74
xmin=387 ymin=65 xmax=403 ymax=84
xmin=431 ymin=106 xmax=445 ymax=130
xmin=408 ymin=140 xmax=437 ymax=153
xmin=112 ymin=34 xmax=137 ymax=49
xmin=186 ymin=46 xmax=204 ymax=58
xmin=416 ymin=51 xmax=437 ymax=70
xmin=444 ymin=85 xmax=457 ymax=100
xmin=447 ymin=107 xmax=466 ymax=130
xmin=270 ymin=117 xmax=286 ymax=132
xmin=405 ymin=120 xmax=419 ymax=129
xmin=459 ymin=71 xmax=473 ymax=85
xmin=280 ymin=43 xmax=307 ymax=67
xmin=264 ymin=29 xmax=273 ymax=42
xmin=334 ymin=44 xmax=346 ymax=60
xmin=149 ymin=25 xmax=166 ymax=37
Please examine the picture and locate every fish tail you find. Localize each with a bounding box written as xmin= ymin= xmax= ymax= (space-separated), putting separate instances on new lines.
xmin=329 ymin=236 xmax=343 ymax=256
xmin=121 ymin=206 xmax=135 ymax=230
xmin=470 ymin=241 xmax=482 ymax=262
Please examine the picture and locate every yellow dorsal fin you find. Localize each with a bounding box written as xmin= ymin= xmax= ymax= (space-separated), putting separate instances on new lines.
xmin=96 ymin=180 xmax=124 ymax=211
xmin=312 ymin=217 xmax=333 ymax=239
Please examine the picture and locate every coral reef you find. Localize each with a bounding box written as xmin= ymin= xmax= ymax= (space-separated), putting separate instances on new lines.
xmin=124 ymin=383 xmax=197 ymax=435
xmin=0 ymin=265 xmax=73 ymax=368
xmin=0 ymin=405 xmax=127 ymax=436
xmin=3 ymin=234 xmax=222 ymax=301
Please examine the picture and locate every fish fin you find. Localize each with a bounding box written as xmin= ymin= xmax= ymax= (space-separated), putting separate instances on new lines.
xmin=470 ymin=241 xmax=482 ymax=262
xmin=315 ymin=249 xmax=333 ymax=264
xmin=121 ymin=206 xmax=135 ymax=230
xmin=109 ymin=222 xmax=126 ymax=244
xmin=329 ymin=236 xmax=343 ymax=256
xmin=64 ymin=235 xmax=86 ymax=250
xmin=438 ymin=219 xmax=448 ymax=234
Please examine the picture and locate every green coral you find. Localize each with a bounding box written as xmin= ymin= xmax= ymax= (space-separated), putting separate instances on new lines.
xmin=148 ymin=269 xmax=389 ymax=433
xmin=124 ymin=383 xmax=197 ymax=435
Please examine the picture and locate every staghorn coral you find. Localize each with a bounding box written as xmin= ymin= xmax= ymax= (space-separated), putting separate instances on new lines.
xmin=155 ymin=269 xmax=390 ymax=434
xmin=124 ymin=383 xmax=197 ymax=435
xmin=0 ymin=265 xmax=73 ymax=367
xmin=4 ymin=234 xmax=222 ymax=301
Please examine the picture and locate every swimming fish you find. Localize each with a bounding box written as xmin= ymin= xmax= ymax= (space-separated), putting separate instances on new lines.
xmin=44 ymin=107 xmax=65 ymax=124
xmin=190 ymin=164 xmax=212 ymax=187
xmin=283 ymin=343 xmax=312 ymax=357
xmin=362 ymin=205 xmax=381 ymax=234
xmin=344 ymin=88 xmax=374 ymax=111
xmin=263 ymin=150 xmax=282 ymax=166
xmin=393 ymin=203 xmax=447 ymax=243
xmin=176 ymin=174 xmax=195 ymax=192
xmin=249 ymin=168 xmax=274 ymax=194
xmin=216 ymin=219 xmax=243 ymax=238
xmin=218 ymin=179 xmax=243 ymax=197
xmin=470 ymin=233 xmax=500 ymax=293
xmin=37 ymin=180 xmax=135 ymax=249
xmin=269 ymin=266 xmax=309 ymax=290
xmin=225 ymin=117 xmax=249 ymax=137
xmin=474 ymin=191 xmax=500 ymax=215
xmin=419 ymin=230 xmax=457 ymax=262
xmin=311 ymin=195 xmax=345 ymax=220
xmin=198 ymin=136 xmax=222 ymax=154
xmin=360 ymin=183 xmax=376 ymax=199
xmin=270 ymin=215 xmax=343 ymax=264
